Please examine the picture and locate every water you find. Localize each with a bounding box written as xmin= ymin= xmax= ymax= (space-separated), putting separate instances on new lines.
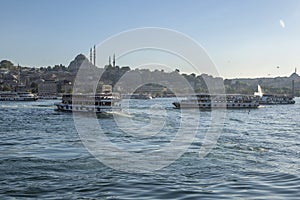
xmin=0 ymin=98 xmax=299 ymax=199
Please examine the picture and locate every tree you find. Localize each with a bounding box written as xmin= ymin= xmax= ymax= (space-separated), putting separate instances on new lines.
xmin=30 ymin=82 xmax=38 ymax=88
xmin=2 ymin=85 xmax=12 ymax=91
xmin=121 ymin=66 xmax=130 ymax=71
xmin=53 ymin=64 xmax=66 ymax=71
xmin=0 ymin=60 xmax=14 ymax=69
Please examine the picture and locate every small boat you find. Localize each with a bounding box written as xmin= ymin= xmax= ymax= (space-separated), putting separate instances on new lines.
xmin=172 ymin=94 xmax=259 ymax=109
xmin=0 ymin=91 xmax=38 ymax=101
xmin=54 ymin=93 xmax=121 ymax=113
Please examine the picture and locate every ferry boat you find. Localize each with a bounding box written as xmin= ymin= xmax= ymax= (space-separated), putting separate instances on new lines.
xmin=54 ymin=93 xmax=121 ymax=113
xmin=0 ymin=91 xmax=38 ymax=101
xmin=254 ymin=85 xmax=295 ymax=105
xmin=172 ymin=94 xmax=259 ymax=109
xmin=259 ymin=94 xmax=295 ymax=105
xmin=38 ymin=96 xmax=58 ymax=100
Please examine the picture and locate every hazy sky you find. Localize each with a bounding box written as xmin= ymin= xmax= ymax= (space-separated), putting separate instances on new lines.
xmin=1 ymin=0 xmax=300 ymax=78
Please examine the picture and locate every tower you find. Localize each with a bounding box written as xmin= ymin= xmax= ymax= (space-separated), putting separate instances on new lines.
xmin=109 ymin=56 xmax=111 ymax=66
xmin=93 ymin=45 xmax=96 ymax=66
xmin=113 ymin=54 xmax=115 ymax=67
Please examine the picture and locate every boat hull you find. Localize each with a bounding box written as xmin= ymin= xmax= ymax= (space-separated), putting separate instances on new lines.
xmin=259 ymin=100 xmax=295 ymax=105
xmin=173 ymin=102 xmax=259 ymax=109
xmin=0 ymin=92 xmax=38 ymax=101
xmin=0 ymin=97 xmax=38 ymax=101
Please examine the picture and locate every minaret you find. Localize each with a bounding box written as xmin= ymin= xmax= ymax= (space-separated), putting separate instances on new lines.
xmin=113 ymin=54 xmax=115 ymax=67
xmin=93 ymin=45 xmax=96 ymax=66
xmin=17 ymin=63 xmax=20 ymax=84
xmin=292 ymin=79 xmax=295 ymax=97
xmin=90 ymin=48 xmax=92 ymax=63
xmin=295 ymin=67 xmax=297 ymax=74
xmin=108 ymin=56 xmax=111 ymax=66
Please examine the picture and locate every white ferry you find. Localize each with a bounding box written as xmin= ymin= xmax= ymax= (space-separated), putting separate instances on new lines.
xmin=173 ymin=94 xmax=259 ymax=109
xmin=254 ymin=85 xmax=295 ymax=105
xmin=0 ymin=91 xmax=38 ymax=101
xmin=259 ymin=94 xmax=295 ymax=105
xmin=54 ymin=93 xmax=121 ymax=113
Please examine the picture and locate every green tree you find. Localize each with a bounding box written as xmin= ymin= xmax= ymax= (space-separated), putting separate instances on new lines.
xmin=2 ymin=85 xmax=12 ymax=91
xmin=30 ymin=82 xmax=38 ymax=88
xmin=0 ymin=60 xmax=14 ymax=69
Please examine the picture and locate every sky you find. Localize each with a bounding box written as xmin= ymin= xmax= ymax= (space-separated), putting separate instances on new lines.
xmin=0 ymin=0 xmax=300 ymax=78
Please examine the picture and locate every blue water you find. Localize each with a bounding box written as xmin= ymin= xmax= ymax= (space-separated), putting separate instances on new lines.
xmin=0 ymin=98 xmax=299 ymax=199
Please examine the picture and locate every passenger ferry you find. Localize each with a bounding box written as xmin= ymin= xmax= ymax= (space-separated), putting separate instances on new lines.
xmin=259 ymin=94 xmax=295 ymax=105
xmin=0 ymin=91 xmax=38 ymax=101
xmin=172 ymin=94 xmax=259 ymax=109
xmin=54 ymin=93 xmax=121 ymax=113
xmin=254 ymin=85 xmax=295 ymax=105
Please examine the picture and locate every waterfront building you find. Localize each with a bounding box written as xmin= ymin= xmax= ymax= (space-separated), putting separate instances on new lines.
xmin=38 ymin=80 xmax=58 ymax=97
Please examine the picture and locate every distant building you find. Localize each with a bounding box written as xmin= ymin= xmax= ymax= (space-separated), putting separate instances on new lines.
xmin=38 ymin=80 xmax=58 ymax=96
xmin=16 ymin=85 xmax=28 ymax=92
xmin=102 ymin=85 xmax=112 ymax=93
xmin=61 ymin=81 xmax=73 ymax=93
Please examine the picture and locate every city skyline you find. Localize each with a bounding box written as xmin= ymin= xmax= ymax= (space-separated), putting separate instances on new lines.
xmin=1 ymin=0 xmax=300 ymax=78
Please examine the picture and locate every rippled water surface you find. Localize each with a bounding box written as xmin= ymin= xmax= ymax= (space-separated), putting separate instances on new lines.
xmin=0 ymin=98 xmax=299 ymax=199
